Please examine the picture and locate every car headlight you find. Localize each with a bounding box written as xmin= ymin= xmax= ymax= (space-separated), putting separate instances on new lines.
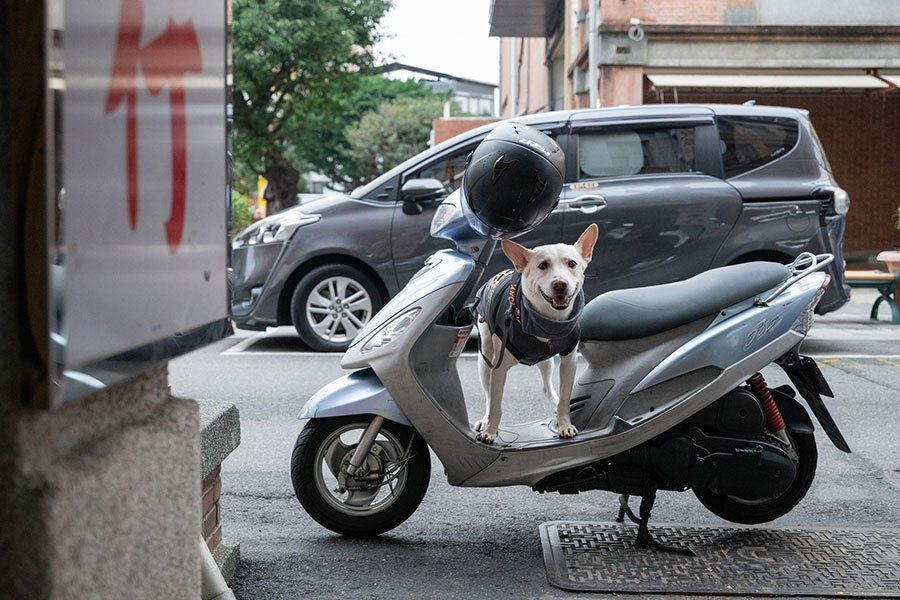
xmin=232 ymin=211 xmax=320 ymax=248
xmin=360 ymin=308 xmax=422 ymax=354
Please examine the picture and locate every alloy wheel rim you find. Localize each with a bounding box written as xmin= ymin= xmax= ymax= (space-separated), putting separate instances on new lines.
xmin=312 ymin=423 xmax=408 ymax=516
xmin=305 ymin=276 xmax=373 ymax=344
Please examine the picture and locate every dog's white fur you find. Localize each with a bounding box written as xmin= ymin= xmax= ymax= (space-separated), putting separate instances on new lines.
xmin=474 ymin=224 xmax=599 ymax=444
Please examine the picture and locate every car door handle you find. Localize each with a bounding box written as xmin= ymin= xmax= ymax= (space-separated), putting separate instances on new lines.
xmin=568 ymin=195 xmax=608 ymax=212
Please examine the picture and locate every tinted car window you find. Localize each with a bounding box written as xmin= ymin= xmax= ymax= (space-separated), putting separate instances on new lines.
xmin=411 ymin=143 xmax=478 ymax=192
xmin=718 ymin=115 xmax=799 ymax=178
xmin=578 ymin=126 xmax=696 ymax=179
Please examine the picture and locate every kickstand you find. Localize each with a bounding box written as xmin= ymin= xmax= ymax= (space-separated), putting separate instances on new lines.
xmin=617 ymin=491 xmax=696 ymax=556
xmin=615 ymin=494 xmax=628 ymax=522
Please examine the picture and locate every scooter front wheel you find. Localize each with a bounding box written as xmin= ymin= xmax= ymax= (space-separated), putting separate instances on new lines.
xmin=291 ymin=416 xmax=430 ymax=536
xmin=692 ymin=430 xmax=817 ymax=524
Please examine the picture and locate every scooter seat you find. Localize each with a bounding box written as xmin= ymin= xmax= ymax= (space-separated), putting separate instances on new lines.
xmin=580 ymin=262 xmax=791 ymax=341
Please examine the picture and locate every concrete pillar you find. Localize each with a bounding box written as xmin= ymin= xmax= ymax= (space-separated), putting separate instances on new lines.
xmin=1 ymin=3 xmax=202 ymax=598
xmin=1 ymin=367 xmax=202 ymax=599
xmin=598 ymin=65 xmax=645 ymax=106
xmin=595 ymin=0 xmax=646 ymax=107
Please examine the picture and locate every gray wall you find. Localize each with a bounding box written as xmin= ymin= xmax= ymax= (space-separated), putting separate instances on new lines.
xmin=756 ymin=0 xmax=900 ymax=25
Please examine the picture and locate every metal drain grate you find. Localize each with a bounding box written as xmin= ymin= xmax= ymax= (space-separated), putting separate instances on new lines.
xmin=540 ymin=521 xmax=900 ymax=597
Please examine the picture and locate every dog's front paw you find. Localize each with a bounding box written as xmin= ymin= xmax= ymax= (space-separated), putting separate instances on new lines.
xmin=558 ymin=419 xmax=578 ymax=439
xmin=474 ymin=420 xmax=498 ymax=444
xmin=476 ymin=429 xmax=498 ymax=444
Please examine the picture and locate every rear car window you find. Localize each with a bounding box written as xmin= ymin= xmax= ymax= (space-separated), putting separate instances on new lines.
xmin=578 ymin=125 xmax=696 ymax=179
xmin=718 ymin=115 xmax=799 ymax=178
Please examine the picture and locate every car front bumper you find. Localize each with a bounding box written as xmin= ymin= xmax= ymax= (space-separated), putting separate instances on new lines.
xmin=231 ymin=242 xmax=287 ymax=326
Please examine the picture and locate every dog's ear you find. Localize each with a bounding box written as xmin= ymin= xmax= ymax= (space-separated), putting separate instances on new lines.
xmin=574 ymin=224 xmax=599 ymax=262
xmin=501 ymin=239 xmax=532 ymax=272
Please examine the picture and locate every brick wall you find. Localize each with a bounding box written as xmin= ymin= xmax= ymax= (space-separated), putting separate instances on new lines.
xmin=202 ymin=465 xmax=223 ymax=553
xmin=652 ymin=90 xmax=900 ymax=254
xmin=433 ymin=118 xmax=498 ymax=145
xmin=642 ymin=0 xmax=753 ymax=24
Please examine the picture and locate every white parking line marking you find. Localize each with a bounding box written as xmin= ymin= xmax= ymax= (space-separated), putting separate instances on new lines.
xmin=807 ymin=332 xmax=899 ymax=341
xmin=807 ymin=354 xmax=900 ymax=360
xmin=221 ymin=336 xmax=263 ymax=354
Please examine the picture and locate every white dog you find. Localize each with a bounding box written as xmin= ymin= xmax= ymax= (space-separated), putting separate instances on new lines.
xmin=473 ymin=224 xmax=599 ymax=444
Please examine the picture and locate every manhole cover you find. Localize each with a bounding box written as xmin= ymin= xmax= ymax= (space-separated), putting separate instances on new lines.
xmin=540 ymin=521 xmax=900 ymax=597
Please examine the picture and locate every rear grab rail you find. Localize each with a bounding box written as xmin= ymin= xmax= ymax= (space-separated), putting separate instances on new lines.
xmin=757 ymin=252 xmax=835 ymax=306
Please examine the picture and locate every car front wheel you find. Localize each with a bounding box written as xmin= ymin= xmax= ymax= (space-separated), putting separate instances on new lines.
xmin=290 ymin=264 xmax=383 ymax=351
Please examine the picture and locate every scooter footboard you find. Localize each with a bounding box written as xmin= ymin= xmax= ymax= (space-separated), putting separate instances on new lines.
xmin=297 ymin=368 xmax=412 ymax=426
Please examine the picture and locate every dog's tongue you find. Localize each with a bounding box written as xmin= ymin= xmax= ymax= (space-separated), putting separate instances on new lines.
xmin=550 ymin=295 xmax=571 ymax=310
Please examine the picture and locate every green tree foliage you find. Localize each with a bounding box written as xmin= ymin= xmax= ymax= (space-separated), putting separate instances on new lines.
xmin=231 ymin=191 xmax=255 ymax=235
xmin=344 ymin=95 xmax=445 ymax=188
xmin=319 ymin=76 xmax=442 ymax=186
xmin=232 ymin=0 xmax=391 ymax=213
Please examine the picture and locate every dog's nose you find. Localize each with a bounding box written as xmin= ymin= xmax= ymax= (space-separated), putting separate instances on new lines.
xmin=551 ymin=280 xmax=568 ymax=294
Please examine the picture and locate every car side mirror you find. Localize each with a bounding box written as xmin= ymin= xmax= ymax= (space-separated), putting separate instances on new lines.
xmin=401 ymin=178 xmax=447 ymax=215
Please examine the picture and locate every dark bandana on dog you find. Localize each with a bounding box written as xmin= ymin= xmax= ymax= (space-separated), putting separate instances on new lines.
xmin=474 ymin=269 xmax=583 ymax=366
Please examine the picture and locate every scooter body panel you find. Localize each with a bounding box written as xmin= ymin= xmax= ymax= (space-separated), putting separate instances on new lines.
xmin=344 ymin=250 xmax=474 ymax=358
xmin=460 ymin=328 xmax=804 ymax=487
xmin=633 ymin=272 xmax=826 ymax=393
xmin=334 ymin=246 xmax=830 ymax=489
xmin=297 ymin=367 xmax=412 ymax=426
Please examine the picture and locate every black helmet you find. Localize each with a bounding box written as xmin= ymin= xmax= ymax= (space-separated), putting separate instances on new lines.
xmin=460 ymin=121 xmax=565 ymax=239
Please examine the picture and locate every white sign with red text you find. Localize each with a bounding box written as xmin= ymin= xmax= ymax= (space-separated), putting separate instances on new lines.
xmin=62 ymin=0 xmax=227 ymax=366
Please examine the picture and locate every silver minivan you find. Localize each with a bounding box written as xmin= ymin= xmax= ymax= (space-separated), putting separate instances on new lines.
xmin=231 ymin=104 xmax=850 ymax=351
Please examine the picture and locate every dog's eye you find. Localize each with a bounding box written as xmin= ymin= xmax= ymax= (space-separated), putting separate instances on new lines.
xmin=567 ymin=260 xmax=577 ymax=268
xmin=537 ymin=262 xmax=548 ymax=270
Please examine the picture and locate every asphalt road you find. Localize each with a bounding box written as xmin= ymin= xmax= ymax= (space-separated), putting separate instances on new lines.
xmin=169 ymin=289 xmax=900 ymax=600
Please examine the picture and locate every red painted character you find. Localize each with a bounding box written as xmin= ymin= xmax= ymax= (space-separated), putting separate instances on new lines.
xmin=105 ymin=0 xmax=203 ymax=254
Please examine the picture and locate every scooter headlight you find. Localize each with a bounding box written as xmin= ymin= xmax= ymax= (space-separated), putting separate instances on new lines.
xmin=360 ymin=307 xmax=422 ymax=354
xmin=430 ymin=201 xmax=459 ymax=236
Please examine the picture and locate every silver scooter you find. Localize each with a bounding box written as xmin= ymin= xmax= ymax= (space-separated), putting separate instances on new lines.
xmin=291 ymin=191 xmax=850 ymax=547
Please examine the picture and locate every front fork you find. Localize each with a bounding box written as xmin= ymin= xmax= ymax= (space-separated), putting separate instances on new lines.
xmin=344 ymin=415 xmax=385 ymax=477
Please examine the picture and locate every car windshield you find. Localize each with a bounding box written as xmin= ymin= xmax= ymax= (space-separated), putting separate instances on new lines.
xmin=349 ymin=112 xmax=570 ymax=199
xmin=349 ymin=125 xmax=493 ymax=199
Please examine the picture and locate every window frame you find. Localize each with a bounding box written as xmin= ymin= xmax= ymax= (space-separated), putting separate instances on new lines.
xmin=571 ymin=118 xmax=720 ymax=183
xmin=715 ymin=114 xmax=801 ymax=180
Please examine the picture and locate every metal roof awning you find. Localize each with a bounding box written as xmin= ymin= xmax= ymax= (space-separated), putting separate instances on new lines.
xmin=488 ymin=0 xmax=554 ymax=37
xmin=646 ymin=73 xmax=898 ymax=89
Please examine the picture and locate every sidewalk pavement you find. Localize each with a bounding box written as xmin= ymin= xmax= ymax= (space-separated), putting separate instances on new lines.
xmin=805 ymin=288 xmax=899 ymax=355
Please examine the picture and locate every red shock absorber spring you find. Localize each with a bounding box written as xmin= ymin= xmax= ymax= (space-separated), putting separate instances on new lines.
xmin=747 ymin=373 xmax=786 ymax=434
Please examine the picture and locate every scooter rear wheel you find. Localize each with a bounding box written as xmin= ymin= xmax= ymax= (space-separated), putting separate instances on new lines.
xmin=692 ymin=431 xmax=817 ymax=524
xmin=291 ymin=416 xmax=430 ymax=536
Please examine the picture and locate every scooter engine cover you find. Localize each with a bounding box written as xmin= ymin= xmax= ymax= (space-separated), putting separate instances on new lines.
xmin=689 ymin=428 xmax=797 ymax=499
xmin=716 ymin=388 xmax=766 ymax=437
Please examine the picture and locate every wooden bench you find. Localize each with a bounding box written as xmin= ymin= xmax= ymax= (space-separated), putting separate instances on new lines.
xmin=844 ymin=270 xmax=900 ymax=324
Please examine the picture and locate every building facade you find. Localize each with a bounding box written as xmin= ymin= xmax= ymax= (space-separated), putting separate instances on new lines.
xmin=489 ymin=0 xmax=900 ymax=258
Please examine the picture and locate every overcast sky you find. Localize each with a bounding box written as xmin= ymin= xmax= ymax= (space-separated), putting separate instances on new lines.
xmin=374 ymin=0 xmax=500 ymax=84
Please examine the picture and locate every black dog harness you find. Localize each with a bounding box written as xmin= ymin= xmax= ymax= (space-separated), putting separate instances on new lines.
xmin=473 ymin=269 xmax=583 ymax=367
